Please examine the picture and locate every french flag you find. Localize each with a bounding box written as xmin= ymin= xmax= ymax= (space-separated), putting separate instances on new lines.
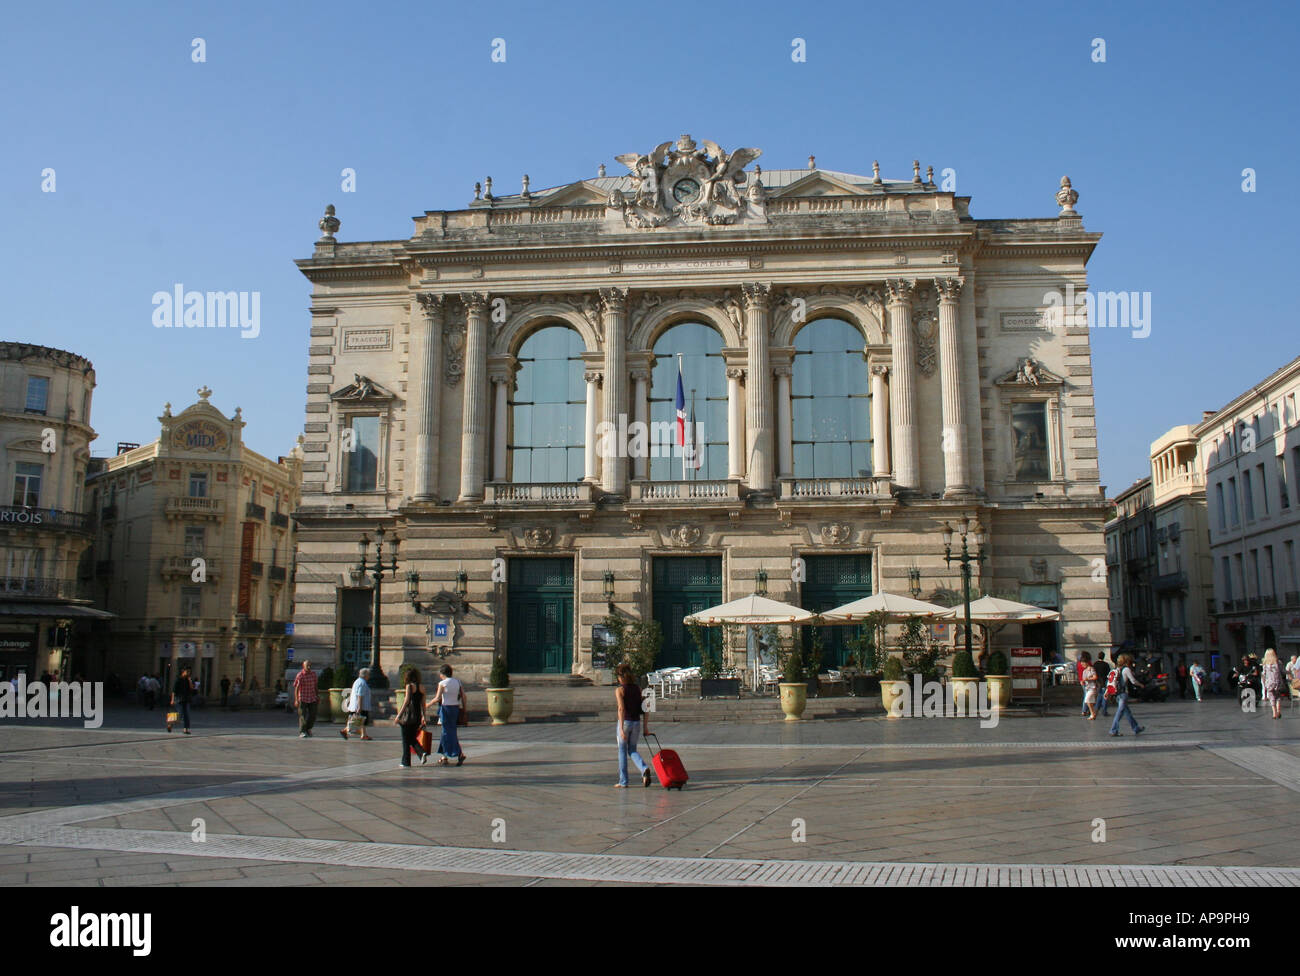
xmin=675 ymin=362 xmax=687 ymax=448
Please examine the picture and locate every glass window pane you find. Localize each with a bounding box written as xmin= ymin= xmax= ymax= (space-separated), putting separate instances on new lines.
xmin=791 ymin=319 xmax=871 ymax=478
xmin=511 ymin=326 xmax=585 ymax=483
xmin=347 ymin=416 xmax=380 ymax=491
xmin=649 ymin=322 xmax=727 ymax=481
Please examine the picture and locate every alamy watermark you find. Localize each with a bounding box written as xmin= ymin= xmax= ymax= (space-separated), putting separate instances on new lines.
xmin=151 ymin=285 xmax=260 ymax=339
xmin=595 ymin=413 xmax=705 ymax=459
xmin=0 ymin=676 xmax=104 ymax=728
xmin=887 ymin=675 xmax=1000 ymax=728
xmin=1042 ymin=283 xmax=1151 ymax=339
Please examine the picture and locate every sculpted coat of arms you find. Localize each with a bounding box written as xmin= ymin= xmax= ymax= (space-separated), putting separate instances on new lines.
xmin=609 ymin=134 xmax=764 ymax=228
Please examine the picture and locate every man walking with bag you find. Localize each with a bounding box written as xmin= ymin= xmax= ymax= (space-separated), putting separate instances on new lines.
xmin=341 ymin=668 xmax=373 ymax=740
xmin=293 ymin=660 xmax=319 ymax=738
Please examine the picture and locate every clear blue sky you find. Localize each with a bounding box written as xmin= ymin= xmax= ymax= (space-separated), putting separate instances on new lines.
xmin=4 ymin=0 xmax=1296 ymax=493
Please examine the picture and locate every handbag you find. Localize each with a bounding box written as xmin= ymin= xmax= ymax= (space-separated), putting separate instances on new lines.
xmin=166 ymin=710 xmax=179 ymax=725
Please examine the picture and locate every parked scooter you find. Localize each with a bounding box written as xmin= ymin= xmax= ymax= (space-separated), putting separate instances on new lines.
xmin=1131 ymin=658 xmax=1169 ymax=702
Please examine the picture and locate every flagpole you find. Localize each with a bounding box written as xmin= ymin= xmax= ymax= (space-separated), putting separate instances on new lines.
xmin=678 ymin=354 xmax=686 ymax=481
xmin=690 ymin=388 xmax=698 ymax=481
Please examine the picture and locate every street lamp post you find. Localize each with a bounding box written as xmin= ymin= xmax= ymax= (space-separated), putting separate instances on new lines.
xmin=356 ymin=526 xmax=398 ymax=689
xmin=942 ymin=517 xmax=986 ymax=665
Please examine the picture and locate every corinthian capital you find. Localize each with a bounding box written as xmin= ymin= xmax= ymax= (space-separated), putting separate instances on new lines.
xmin=459 ymin=292 xmax=490 ymax=314
xmin=885 ymin=279 xmax=915 ymax=305
xmin=417 ymin=293 xmax=446 ymax=320
xmin=934 ymin=277 xmax=965 ymax=303
xmin=598 ymin=287 xmax=628 ymax=315
xmin=741 ymin=281 xmax=772 ymax=310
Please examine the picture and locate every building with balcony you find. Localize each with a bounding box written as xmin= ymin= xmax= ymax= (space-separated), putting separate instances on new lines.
xmin=1148 ymin=425 xmax=1216 ymax=670
xmin=1104 ymin=477 xmax=1159 ymax=657
xmin=292 ymin=138 xmax=1110 ymax=681
xmin=0 ymin=342 xmax=110 ymax=680
xmin=84 ymin=387 xmax=302 ymax=694
xmin=1195 ymin=355 xmax=1300 ymax=664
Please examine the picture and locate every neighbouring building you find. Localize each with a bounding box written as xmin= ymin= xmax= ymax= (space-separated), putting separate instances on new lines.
xmin=1194 ymin=355 xmax=1300 ymax=665
xmin=1104 ymin=477 xmax=1158 ymax=658
xmin=0 ymin=342 xmax=110 ymax=681
xmin=292 ymin=137 xmax=1110 ymax=682
xmin=1148 ymin=425 xmax=1215 ymax=670
xmin=85 ymin=387 xmax=303 ymax=695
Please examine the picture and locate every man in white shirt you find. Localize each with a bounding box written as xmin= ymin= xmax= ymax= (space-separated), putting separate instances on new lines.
xmin=341 ymin=668 xmax=373 ymax=740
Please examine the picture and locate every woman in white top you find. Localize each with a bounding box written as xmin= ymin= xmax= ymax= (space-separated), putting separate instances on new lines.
xmin=428 ymin=664 xmax=467 ymax=766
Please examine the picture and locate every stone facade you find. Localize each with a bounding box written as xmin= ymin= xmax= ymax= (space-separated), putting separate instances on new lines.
xmin=0 ymin=342 xmax=101 ymax=680
xmin=85 ymin=388 xmax=303 ymax=694
xmin=292 ymin=138 xmax=1110 ymax=681
xmin=1194 ymin=355 xmax=1300 ymax=663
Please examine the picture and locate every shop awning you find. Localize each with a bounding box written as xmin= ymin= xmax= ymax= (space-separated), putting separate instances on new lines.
xmin=0 ymin=602 xmax=116 ymax=620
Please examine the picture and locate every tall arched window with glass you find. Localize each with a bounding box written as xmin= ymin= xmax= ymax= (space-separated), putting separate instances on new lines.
xmin=510 ymin=326 xmax=585 ymax=483
xmin=791 ymin=319 xmax=871 ymax=478
xmin=649 ymin=323 xmax=727 ymax=481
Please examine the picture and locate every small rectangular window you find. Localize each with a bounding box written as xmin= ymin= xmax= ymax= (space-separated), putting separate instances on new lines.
xmin=181 ymin=586 xmax=202 ymax=617
xmin=189 ymin=472 xmax=208 ymax=498
xmin=12 ymin=463 xmax=42 ymax=507
xmin=346 ymin=416 xmax=380 ymax=492
xmin=24 ymin=376 xmax=49 ymax=414
xmin=184 ymin=527 xmax=205 ymax=557
xmin=1011 ymin=402 xmax=1050 ymax=481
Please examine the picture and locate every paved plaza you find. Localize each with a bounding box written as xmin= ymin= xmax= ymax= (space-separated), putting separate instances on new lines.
xmin=2 ymin=698 xmax=1299 ymax=886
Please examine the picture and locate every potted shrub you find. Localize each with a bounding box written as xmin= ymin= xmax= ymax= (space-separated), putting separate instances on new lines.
xmin=604 ymin=615 xmax=662 ymax=684
xmin=486 ymin=656 xmax=514 ymax=725
xmin=985 ymin=650 xmax=1010 ymax=710
xmin=777 ymin=637 xmax=808 ymax=721
xmin=693 ymin=623 xmax=739 ymax=699
xmin=880 ymin=655 xmax=908 ymax=717
xmin=950 ymin=648 xmax=980 ymax=712
xmin=329 ymin=662 xmax=355 ymax=725
xmin=316 ymin=666 xmax=334 ymax=722
xmin=898 ymin=617 xmax=941 ymax=684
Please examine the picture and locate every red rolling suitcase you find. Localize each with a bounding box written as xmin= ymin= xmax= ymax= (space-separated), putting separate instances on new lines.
xmin=645 ymin=732 xmax=688 ymax=790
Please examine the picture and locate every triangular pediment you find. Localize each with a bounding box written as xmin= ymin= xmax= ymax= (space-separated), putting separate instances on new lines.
xmin=770 ymin=171 xmax=870 ymax=198
xmin=994 ymin=358 xmax=1064 ymax=387
xmin=529 ymin=181 xmax=610 ymax=208
xmin=331 ymin=374 xmax=396 ymax=401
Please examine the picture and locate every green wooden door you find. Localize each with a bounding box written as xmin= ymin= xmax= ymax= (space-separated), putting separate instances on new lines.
xmin=801 ymin=554 xmax=873 ymax=670
xmin=652 ymin=557 xmax=723 ymax=669
xmin=507 ymin=558 xmax=574 ymax=673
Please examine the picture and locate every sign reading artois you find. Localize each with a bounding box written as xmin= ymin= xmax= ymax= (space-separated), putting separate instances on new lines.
xmin=610 ymin=134 xmax=765 ymax=228
xmin=171 ymin=419 xmax=229 ymax=452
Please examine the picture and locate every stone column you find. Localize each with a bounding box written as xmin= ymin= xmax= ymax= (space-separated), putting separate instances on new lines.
xmin=886 ymin=279 xmax=919 ymax=490
xmin=726 ymin=366 xmax=745 ymax=480
xmin=584 ymin=370 xmax=602 ymax=483
xmin=774 ymin=366 xmax=793 ymax=479
xmin=412 ymin=293 xmax=444 ymax=500
xmin=936 ymin=277 xmax=969 ymax=495
xmin=489 ymin=366 xmax=512 ymax=483
xmin=457 ymin=292 xmax=489 ymax=502
xmin=631 ymin=367 xmax=650 ymax=481
xmin=599 ymin=288 xmax=628 ymax=495
xmin=870 ymin=364 xmax=891 ymax=479
xmin=742 ymin=282 xmax=773 ymax=491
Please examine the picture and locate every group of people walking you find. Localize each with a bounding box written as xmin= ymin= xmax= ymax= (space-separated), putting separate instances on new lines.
xmin=1076 ymin=651 xmax=1145 ymax=735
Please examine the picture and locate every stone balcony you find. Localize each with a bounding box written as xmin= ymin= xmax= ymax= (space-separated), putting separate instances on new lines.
xmin=165 ymin=496 xmax=224 ymax=521
xmin=628 ymin=480 xmax=742 ymax=503
xmin=0 ymin=505 xmax=93 ymax=534
xmin=778 ymin=477 xmax=893 ymax=501
xmin=161 ymin=555 xmax=223 ymax=580
xmin=0 ymin=576 xmax=93 ymax=601
xmin=483 ymin=482 xmax=595 ymax=506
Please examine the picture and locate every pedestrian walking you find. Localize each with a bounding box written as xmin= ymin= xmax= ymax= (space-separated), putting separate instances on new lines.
xmin=169 ymin=668 xmax=195 ymax=734
xmin=1175 ymin=661 xmax=1188 ymax=699
xmin=1081 ymin=658 xmax=1099 ymax=721
xmin=1077 ymin=651 xmax=1092 ymax=716
xmin=137 ymin=674 xmax=152 ymax=709
xmin=394 ymin=670 xmax=429 ymax=768
xmin=429 ymin=664 xmax=467 ymax=766
xmin=614 ymin=664 xmax=652 ymax=787
xmin=220 ymin=676 xmax=230 ymax=708
xmin=1262 ymin=648 xmax=1284 ymax=719
xmin=292 ymin=660 xmax=319 ymax=738
xmin=341 ymin=668 xmax=373 ymax=740
xmin=1094 ymin=652 xmax=1111 ymax=717
xmin=1108 ymin=652 xmax=1146 ymax=737
xmin=1189 ymin=660 xmax=1205 ymax=701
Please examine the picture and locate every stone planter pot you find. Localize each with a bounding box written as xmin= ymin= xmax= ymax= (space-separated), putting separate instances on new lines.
xmin=393 ymin=688 xmax=406 ymax=715
xmin=486 ymin=687 xmax=514 ymax=725
xmin=779 ymin=682 xmax=808 ymax=721
xmin=986 ymin=675 xmax=1010 ymax=710
xmin=699 ymin=677 xmax=741 ymax=699
xmin=950 ymin=677 xmax=981 ymax=713
xmin=880 ymin=679 xmax=909 ymax=717
xmin=328 ymin=687 xmax=347 ymax=724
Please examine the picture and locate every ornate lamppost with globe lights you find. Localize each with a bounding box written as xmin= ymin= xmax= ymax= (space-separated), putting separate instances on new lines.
xmin=942 ymin=517 xmax=986 ymax=669
xmin=356 ymin=526 xmax=399 ymax=689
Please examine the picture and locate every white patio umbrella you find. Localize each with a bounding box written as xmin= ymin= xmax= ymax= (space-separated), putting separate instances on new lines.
xmin=820 ymin=591 xmax=950 ymax=622
xmin=933 ymin=595 xmax=1061 ymax=623
xmin=683 ymin=594 xmax=819 ymax=626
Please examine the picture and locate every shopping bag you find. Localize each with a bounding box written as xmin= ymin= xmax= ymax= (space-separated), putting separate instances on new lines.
xmin=416 ymin=728 xmax=433 ymax=754
xmin=165 ymin=710 xmax=179 ymax=725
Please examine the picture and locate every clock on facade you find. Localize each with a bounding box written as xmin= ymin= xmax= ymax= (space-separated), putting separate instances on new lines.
xmin=672 ymin=178 xmax=700 ymax=204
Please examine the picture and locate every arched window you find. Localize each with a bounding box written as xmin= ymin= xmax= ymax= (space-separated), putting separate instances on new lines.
xmin=649 ymin=323 xmax=727 ymax=481
xmin=511 ymin=326 xmax=585 ymax=483
xmin=791 ymin=318 xmax=871 ymax=479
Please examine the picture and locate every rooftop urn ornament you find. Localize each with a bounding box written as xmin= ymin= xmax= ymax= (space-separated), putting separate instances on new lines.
xmin=197 ymin=385 xmax=212 ymax=401
xmin=317 ymin=204 xmax=340 ymax=241
xmin=912 ymin=160 xmax=922 ymax=186
xmin=521 ymin=174 xmax=531 ymax=199
xmin=926 ymin=165 xmax=934 ymax=185
xmin=1056 ymin=175 xmax=1079 ymax=215
xmin=484 ymin=176 xmax=493 ymax=200
xmin=163 ymin=402 xmax=172 ymax=418
xmin=872 ymin=160 xmax=882 ymax=185
xmin=598 ymin=163 xmax=606 ymax=177
xmin=808 ymin=154 xmax=816 ymax=169
xmin=474 ymin=181 xmax=482 ymax=200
